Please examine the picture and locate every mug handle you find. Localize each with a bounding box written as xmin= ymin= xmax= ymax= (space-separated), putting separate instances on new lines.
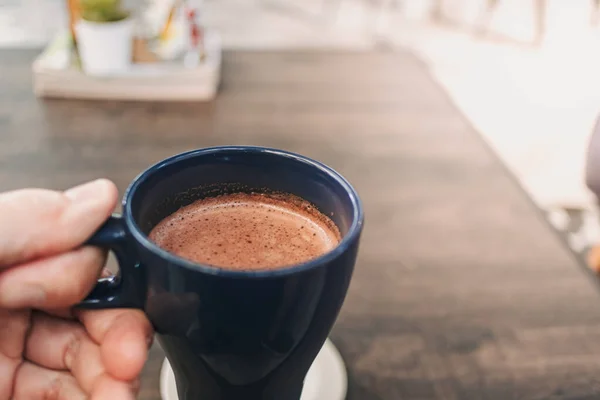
xmin=76 ymin=214 xmax=146 ymax=310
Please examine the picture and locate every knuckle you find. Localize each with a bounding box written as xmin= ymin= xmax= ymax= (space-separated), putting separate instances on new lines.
xmin=63 ymin=330 xmax=84 ymax=370
xmin=43 ymin=377 xmax=64 ymax=400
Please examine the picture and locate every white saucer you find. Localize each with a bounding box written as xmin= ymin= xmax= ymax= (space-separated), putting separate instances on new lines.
xmin=160 ymin=338 xmax=347 ymax=400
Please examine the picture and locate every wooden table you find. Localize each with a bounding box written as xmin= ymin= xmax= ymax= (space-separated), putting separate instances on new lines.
xmin=3 ymin=49 xmax=600 ymax=399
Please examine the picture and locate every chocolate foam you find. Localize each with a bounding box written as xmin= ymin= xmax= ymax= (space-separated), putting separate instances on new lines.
xmin=148 ymin=192 xmax=342 ymax=271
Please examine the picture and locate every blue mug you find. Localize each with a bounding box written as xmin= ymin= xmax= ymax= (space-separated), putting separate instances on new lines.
xmin=80 ymin=146 xmax=364 ymax=400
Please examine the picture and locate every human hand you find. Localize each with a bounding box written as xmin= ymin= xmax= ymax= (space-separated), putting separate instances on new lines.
xmin=0 ymin=180 xmax=152 ymax=399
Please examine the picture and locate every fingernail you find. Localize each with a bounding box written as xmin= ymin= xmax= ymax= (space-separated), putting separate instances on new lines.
xmin=0 ymin=283 xmax=46 ymax=308
xmin=64 ymin=179 xmax=109 ymax=203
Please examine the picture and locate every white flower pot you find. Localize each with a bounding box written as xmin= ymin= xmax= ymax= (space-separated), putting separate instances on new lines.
xmin=75 ymin=18 xmax=134 ymax=76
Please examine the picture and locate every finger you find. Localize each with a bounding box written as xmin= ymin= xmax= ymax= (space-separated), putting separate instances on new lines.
xmin=25 ymin=312 xmax=88 ymax=371
xmin=0 ymin=246 xmax=106 ymax=309
xmin=77 ymin=309 xmax=152 ymax=381
xmin=0 ymin=309 xmax=30 ymax=400
xmin=0 ymin=309 xmax=30 ymax=360
xmin=91 ymin=375 xmax=137 ymax=400
xmin=13 ymin=362 xmax=87 ymax=400
xmin=0 ymin=351 xmax=21 ymax=400
xmin=26 ymin=312 xmax=106 ymax=394
xmin=25 ymin=312 xmax=139 ymax=398
xmin=41 ymin=307 xmax=76 ymax=320
xmin=39 ymin=268 xmax=115 ymax=320
xmin=0 ymin=179 xmax=118 ymax=267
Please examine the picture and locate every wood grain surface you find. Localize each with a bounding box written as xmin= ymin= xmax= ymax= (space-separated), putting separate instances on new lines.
xmin=2 ymin=49 xmax=600 ymax=399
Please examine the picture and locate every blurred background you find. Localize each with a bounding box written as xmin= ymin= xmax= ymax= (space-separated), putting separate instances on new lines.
xmin=4 ymin=0 xmax=600 ymax=256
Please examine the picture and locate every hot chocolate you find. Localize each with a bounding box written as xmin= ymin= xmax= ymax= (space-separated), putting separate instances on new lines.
xmin=149 ymin=192 xmax=342 ymax=270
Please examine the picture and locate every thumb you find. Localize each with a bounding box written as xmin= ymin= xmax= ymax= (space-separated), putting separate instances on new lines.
xmin=0 ymin=179 xmax=118 ymax=267
xmin=0 ymin=180 xmax=118 ymax=309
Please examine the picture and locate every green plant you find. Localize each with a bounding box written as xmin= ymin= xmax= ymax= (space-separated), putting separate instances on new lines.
xmin=80 ymin=0 xmax=130 ymax=22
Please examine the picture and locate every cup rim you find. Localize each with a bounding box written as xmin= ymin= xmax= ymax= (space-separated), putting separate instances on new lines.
xmin=122 ymin=146 xmax=364 ymax=278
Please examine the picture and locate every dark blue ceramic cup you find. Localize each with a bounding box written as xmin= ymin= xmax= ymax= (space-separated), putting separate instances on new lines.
xmin=79 ymin=146 xmax=364 ymax=400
